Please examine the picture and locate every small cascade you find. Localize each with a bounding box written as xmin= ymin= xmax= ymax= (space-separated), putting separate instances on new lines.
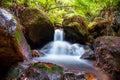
xmin=40 ymin=29 xmax=85 ymax=56
xmin=54 ymin=29 xmax=64 ymax=41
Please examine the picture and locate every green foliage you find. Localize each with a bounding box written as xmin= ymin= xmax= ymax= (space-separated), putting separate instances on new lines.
xmin=1 ymin=0 xmax=119 ymax=23
xmin=1 ymin=0 xmax=27 ymax=7
xmin=1 ymin=0 xmax=12 ymax=7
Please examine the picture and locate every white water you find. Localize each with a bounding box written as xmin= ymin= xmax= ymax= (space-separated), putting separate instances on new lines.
xmin=54 ymin=29 xmax=63 ymax=41
xmin=40 ymin=29 xmax=85 ymax=57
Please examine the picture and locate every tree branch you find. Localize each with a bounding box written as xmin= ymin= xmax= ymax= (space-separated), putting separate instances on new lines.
xmin=45 ymin=6 xmax=74 ymax=12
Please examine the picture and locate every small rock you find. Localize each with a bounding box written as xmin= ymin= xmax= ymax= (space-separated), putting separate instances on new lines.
xmin=81 ymin=46 xmax=95 ymax=60
xmin=84 ymin=73 xmax=97 ymax=80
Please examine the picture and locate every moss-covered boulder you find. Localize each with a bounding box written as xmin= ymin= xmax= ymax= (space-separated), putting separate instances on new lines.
xmin=19 ymin=8 xmax=54 ymax=49
xmin=94 ymin=36 xmax=120 ymax=79
xmin=5 ymin=62 xmax=63 ymax=80
xmin=62 ymin=15 xmax=88 ymax=44
xmin=88 ymin=17 xmax=114 ymax=39
xmin=0 ymin=8 xmax=23 ymax=79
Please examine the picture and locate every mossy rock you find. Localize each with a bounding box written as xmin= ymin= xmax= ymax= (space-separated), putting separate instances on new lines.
xmin=62 ymin=15 xmax=88 ymax=44
xmin=0 ymin=8 xmax=24 ymax=79
xmin=31 ymin=62 xmax=63 ymax=73
xmin=19 ymin=8 xmax=54 ymax=49
xmin=88 ymin=17 xmax=115 ymax=40
xmin=5 ymin=62 xmax=63 ymax=80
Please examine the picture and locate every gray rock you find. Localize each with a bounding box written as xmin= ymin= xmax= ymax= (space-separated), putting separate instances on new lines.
xmin=0 ymin=8 xmax=16 ymax=33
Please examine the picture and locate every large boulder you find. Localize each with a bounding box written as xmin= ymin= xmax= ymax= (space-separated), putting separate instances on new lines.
xmin=0 ymin=8 xmax=23 ymax=79
xmin=62 ymin=15 xmax=88 ymax=44
xmin=94 ymin=36 xmax=120 ymax=79
xmin=19 ymin=8 xmax=54 ymax=49
xmin=88 ymin=17 xmax=114 ymax=39
xmin=5 ymin=62 xmax=63 ymax=80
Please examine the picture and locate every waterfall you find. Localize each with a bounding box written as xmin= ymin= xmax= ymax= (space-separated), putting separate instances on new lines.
xmin=40 ymin=29 xmax=85 ymax=56
xmin=54 ymin=29 xmax=63 ymax=41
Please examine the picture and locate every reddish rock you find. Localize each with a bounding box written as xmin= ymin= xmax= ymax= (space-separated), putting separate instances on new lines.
xmin=94 ymin=36 xmax=120 ymax=79
xmin=0 ymin=30 xmax=23 ymax=79
xmin=0 ymin=8 xmax=23 ymax=79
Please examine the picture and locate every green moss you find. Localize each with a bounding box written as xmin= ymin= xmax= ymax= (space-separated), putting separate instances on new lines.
xmin=50 ymin=65 xmax=63 ymax=73
xmin=31 ymin=63 xmax=63 ymax=73
xmin=68 ymin=22 xmax=80 ymax=27
xmin=31 ymin=63 xmax=48 ymax=70
xmin=20 ymin=8 xmax=50 ymax=27
xmin=93 ymin=17 xmax=105 ymax=22
xmin=88 ymin=22 xmax=96 ymax=28
xmin=13 ymin=28 xmax=20 ymax=45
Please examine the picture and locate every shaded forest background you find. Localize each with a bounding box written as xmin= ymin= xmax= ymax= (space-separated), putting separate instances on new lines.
xmin=0 ymin=0 xmax=120 ymax=23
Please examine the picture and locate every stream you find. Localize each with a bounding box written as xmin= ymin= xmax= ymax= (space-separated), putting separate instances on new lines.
xmin=32 ymin=29 xmax=109 ymax=80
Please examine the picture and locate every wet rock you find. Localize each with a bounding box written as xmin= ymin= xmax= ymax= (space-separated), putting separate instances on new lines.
xmin=24 ymin=67 xmax=50 ymax=80
xmin=84 ymin=73 xmax=97 ymax=80
xmin=88 ymin=17 xmax=114 ymax=39
xmin=5 ymin=62 xmax=63 ymax=80
xmin=0 ymin=8 xmax=23 ymax=79
xmin=31 ymin=50 xmax=44 ymax=57
xmin=63 ymin=71 xmax=97 ymax=80
xmin=69 ymin=43 xmax=85 ymax=56
xmin=63 ymin=72 xmax=76 ymax=80
xmin=62 ymin=15 xmax=88 ymax=44
xmin=19 ymin=8 xmax=54 ymax=49
xmin=81 ymin=46 xmax=95 ymax=60
xmin=0 ymin=8 xmax=16 ymax=33
xmin=94 ymin=36 xmax=120 ymax=79
xmin=18 ymin=28 xmax=32 ymax=60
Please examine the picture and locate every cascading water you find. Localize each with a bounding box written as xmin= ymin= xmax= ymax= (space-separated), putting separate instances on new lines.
xmin=40 ymin=29 xmax=85 ymax=56
xmin=54 ymin=29 xmax=63 ymax=41
xmin=33 ymin=29 xmax=109 ymax=80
